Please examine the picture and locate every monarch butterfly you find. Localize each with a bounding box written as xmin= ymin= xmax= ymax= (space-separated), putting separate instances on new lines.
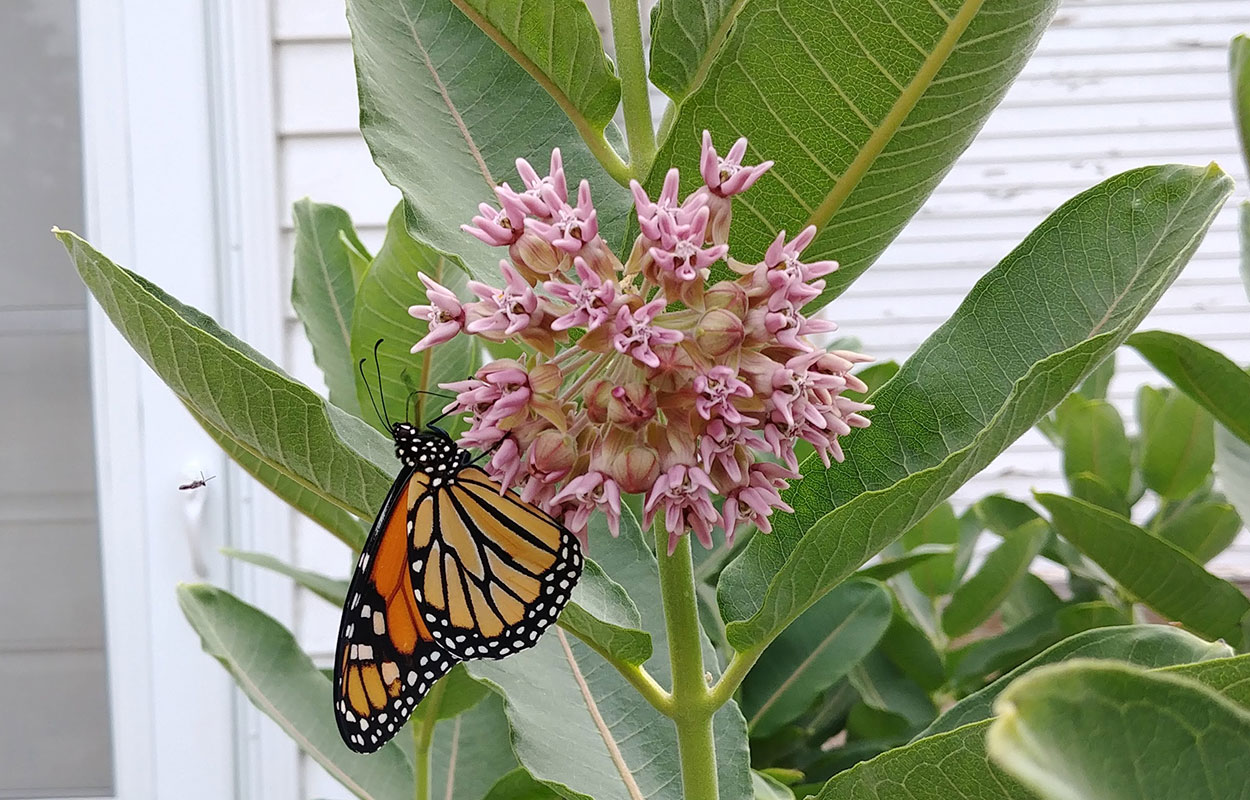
xmin=334 ymin=345 xmax=583 ymax=753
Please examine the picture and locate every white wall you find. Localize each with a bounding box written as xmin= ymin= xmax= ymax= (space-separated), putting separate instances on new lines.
xmin=269 ymin=0 xmax=1250 ymax=793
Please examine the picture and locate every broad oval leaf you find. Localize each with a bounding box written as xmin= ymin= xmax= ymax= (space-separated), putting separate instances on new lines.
xmin=1038 ymin=493 xmax=1250 ymax=646
xmin=426 ymin=693 xmax=520 ymax=800
xmin=741 ymin=578 xmax=892 ymax=736
xmin=59 ymin=230 xmax=397 ymax=522
xmin=292 ymin=199 xmax=366 ymax=415
xmin=350 ymin=204 xmax=478 ymax=435
xmin=1140 ymin=388 xmax=1216 ymax=501
xmin=900 ymin=503 xmax=960 ymax=596
xmin=813 ymin=650 xmax=1250 ymax=800
xmin=1057 ymin=398 xmax=1132 ymax=498
xmin=921 ymin=624 xmax=1231 ymax=738
xmin=1215 ymin=423 xmax=1250 ymax=535
xmin=347 ymin=0 xmax=630 ymax=278
xmin=223 ymin=548 xmax=350 ymax=606
xmin=987 ymin=662 xmax=1250 ymax=800
xmin=177 ymin=584 xmax=413 ymax=800
xmin=1128 ymin=330 xmax=1250 ymax=447
xmin=941 ymin=519 xmax=1048 ymax=639
xmin=561 ymin=559 xmax=653 ymax=666
xmin=716 ymin=165 xmax=1233 ymax=653
xmin=647 ymin=0 xmax=1059 ymax=306
xmin=1153 ymin=501 xmax=1242 ymax=564
xmin=647 ymin=0 xmax=741 ymax=102
xmin=451 ymin=0 xmax=620 ymax=129
xmin=946 ymin=602 xmax=1128 ymax=688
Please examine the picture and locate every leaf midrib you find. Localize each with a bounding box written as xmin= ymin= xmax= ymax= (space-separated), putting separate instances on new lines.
xmin=803 ymin=0 xmax=987 ymax=231
xmin=556 ymin=628 xmax=645 ymax=800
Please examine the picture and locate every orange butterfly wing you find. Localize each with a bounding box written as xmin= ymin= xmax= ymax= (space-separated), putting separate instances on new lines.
xmin=333 ymin=468 xmax=456 ymax=753
xmin=413 ymin=466 xmax=583 ymax=661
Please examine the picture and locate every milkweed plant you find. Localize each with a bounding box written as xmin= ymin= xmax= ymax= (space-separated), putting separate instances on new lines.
xmin=59 ymin=1 xmax=1250 ymax=799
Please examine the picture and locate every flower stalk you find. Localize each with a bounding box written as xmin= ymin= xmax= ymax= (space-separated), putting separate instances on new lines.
xmin=412 ymin=677 xmax=448 ymax=800
xmin=608 ymin=0 xmax=656 ymax=177
xmin=655 ymin=518 xmax=720 ymax=800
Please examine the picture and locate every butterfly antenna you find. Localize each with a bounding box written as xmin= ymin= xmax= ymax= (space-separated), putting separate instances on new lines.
xmin=358 ymin=356 xmax=388 ymax=430
xmin=372 ymin=339 xmax=393 ymax=428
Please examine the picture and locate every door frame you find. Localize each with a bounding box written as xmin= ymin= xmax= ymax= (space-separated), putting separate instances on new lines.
xmin=77 ymin=1 xmax=296 ymax=796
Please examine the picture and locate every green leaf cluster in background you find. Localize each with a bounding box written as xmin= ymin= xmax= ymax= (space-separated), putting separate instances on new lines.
xmin=60 ymin=2 xmax=1250 ymax=799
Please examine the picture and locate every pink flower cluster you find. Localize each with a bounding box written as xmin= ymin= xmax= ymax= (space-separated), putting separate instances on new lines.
xmin=408 ymin=132 xmax=872 ymax=552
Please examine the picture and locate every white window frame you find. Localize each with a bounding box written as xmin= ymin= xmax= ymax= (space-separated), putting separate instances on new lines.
xmin=78 ymin=1 xmax=296 ymax=797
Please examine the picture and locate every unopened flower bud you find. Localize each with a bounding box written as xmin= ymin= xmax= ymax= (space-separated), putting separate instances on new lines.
xmin=608 ymin=383 xmax=656 ymax=430
xmin=510 ymin=231 xmax=566 ymax=277
xmin=583 ymin=378 xmax=614 ymax=423
xmin=695 ymin=308 xmax=744 ymax=357
xmin=703 ymin=281 xmax=748 ymax=316
xmin=529 ymin=362 xmax=563 ymax=394
xmin=528 ymin=429 xmax=577 ymax=480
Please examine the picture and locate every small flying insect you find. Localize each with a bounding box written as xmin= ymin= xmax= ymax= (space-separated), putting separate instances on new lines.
xmin=178 ymin=472 xmax=216 ymax=491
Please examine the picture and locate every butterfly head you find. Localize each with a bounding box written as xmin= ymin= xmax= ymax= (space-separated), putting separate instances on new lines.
xmin=392 ymin=422 xmax=468 ymax=474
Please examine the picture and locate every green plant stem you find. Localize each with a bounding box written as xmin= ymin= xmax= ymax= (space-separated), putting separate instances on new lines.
xmin=706 ymin=644 xmax=765 ymax=709
xmin=559 ymin=620 xmax=674 ymax=713
xmin=413 ymin=678 xmax=448 ymax=800
xmin=608 ymin=0 xmax=656 ymax=178
xmin=655 ymin=519 xmax=719 ymax=800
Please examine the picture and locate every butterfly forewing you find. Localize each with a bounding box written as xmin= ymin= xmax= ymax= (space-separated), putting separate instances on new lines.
xmin=412 ymin=466 xmax=584 ymax=661
xmin=333 ymin=467 xmax=457 ymax=753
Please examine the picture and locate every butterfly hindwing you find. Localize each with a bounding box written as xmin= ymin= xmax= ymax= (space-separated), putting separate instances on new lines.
xmin=334 ymin=467 xmax=457 ymax=753
xmin=411 ymin=466 xmax=584 ymax=661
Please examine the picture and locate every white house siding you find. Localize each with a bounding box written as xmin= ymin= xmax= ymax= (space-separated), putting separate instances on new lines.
xmin=269 ymin=0 xmax=1250 ymax=794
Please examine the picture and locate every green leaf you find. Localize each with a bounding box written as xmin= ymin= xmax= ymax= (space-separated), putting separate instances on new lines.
xmin=1160 ymin=653 xmax=1250 ymax=709
xmin=1233 ymin=35 xmax=1250 ymax=172
xmin=647 ymin=0 xmax=741 ymax=102
xmin=187 ymin=404 xmax=369 ymax=550
xmin=350 ymin=204 xmax=478 ymax=434
xmin=846 ymin=361 xmax=900 ymax=403
xmin=901 ymin=503 xmax=960 ymax=596
xmin=878 ymin=602 xmax=945 ymax=692
xmin=346 ymin=0 xmax=630 ymax=278
xmin=814 ymin=652 xmax=1250 ymax=800
xmin=428 ymin=693 xmax=520 ymax=800
xmin=715 ymin=164 xmax=1233 ymax=654
xmin=340 ymin=229 xmax=373 ymax=288
xmin=1058 ymin=398 xmax=1132 ymax=498
xmin=177 ymin=584 xmax=413 ymax=800
xmin=1067 ymin=471 xmax=1131 ymax=516
xmin=1128 ymin=330 xmax=1250 ymax=447
xmin=987 ymin=662 xmax=1250 ymax=800
xmin=417 ymin=664 xmax=494 ymax=723
xmin=647 ymin=0 xmax=1059 ymax=306
xmin=468 ymin=506 xmax=752 ymax=800
xmin=1077 ymin=352 xmax=1116 ymax=400
xmin=1216 ymin=422 xmax=1250 ymax=532
xmin=856 ymin=544 xmax=954 ymax=582
xmin=1000 ymin=574 xmax=1062 ymax=629
xmin=942 ymin=520 xmax=1048 ymax=639
xmin=751 ymin=770 xmax=795 ymax=800
xmin=483 ymin=769 xmax=562 ymax=800
xmin=947 ymin=602 xmax=1127 ymax=687
xmin=560 ymin=558 xmax=653 ymax=666
xmin=922 ymin=624 xmax=1232 ymax=738
xmin=222 ymin=548 xmax=348 ymax=606
xmin=741 ymin=579 xmax=892 ymax=736
xmin=1155 ymin=501 xmax=1242 ymax=564
xmin=848 ymin=650 xmax=936 ymax=730
xmin=1037 ymin=493 xmax=1250 ymax=646
xmin=292 ymin=199 xmax=366 ymax=415
xmin=59 ymin=229 xmax=397 ymax=522
xmin=451 ymin=0 xmax=619 ymax=129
